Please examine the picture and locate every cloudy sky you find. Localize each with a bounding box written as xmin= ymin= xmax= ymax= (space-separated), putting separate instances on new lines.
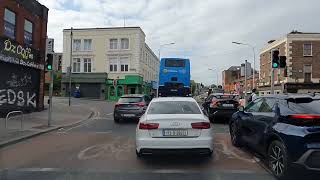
xmin=38 ymin=0 xmax=320 ymax=85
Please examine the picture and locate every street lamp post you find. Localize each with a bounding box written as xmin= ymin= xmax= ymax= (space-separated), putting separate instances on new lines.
xmin=208 ymin=68 xmax=219 ymax=87
xmin=156 ymin=42 xmax=175 ymax=97
xmin=232 ymin=41 xmax=256 ymax=89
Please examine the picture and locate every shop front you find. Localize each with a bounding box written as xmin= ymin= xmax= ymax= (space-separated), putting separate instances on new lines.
xmin=106 ymin=75 xmax=151 ymax=101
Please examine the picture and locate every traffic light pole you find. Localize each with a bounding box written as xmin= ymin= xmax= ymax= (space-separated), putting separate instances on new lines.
xmin=271 ymin=67 xmax=275 ymax=95
xmin=48 ymin=70 xmax=53 ymax=127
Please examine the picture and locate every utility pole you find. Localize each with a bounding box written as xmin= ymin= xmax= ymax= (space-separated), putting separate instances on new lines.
xmin=244 ymin=60 xmax=248 ymax=105
xmin=69 ymin=27 xmax=73 ymax=106
xmin=48 ymin=68 xmax=53 ymax=126
xmin=271 ymin=69 xmax=275 ymax=94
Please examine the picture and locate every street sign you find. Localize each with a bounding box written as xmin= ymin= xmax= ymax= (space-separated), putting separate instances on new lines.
xmin=47 ymin=38 xmax=54 ymax=54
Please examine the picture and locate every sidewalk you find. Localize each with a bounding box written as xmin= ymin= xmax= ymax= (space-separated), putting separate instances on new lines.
xmin=0 ymin=97 xmax=94 ymax=148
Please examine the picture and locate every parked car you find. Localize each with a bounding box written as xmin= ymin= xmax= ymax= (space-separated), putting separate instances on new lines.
xmin=113 ymin=94 xmax=151 ymax=123
xmin=229 ymin=94 xmax=320 ymax=179
xmin=202 ymin=93 xmax=240 ymax=122
xmin=136 ymin=97 xmax=213 ymax=157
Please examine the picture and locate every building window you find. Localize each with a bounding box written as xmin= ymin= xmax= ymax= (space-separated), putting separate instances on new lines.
xmin=72 ymin=58 xmax=81 ymax=73
xmin=84 ymin=58 xmax=92 ymax=72
xmin=24 ymin=19 xmax=33 ymax=46
xmin=120 ymin=56 xmax=129 ymax=72
xmin=83 ymin=39 xmax=92 ymax=51
xmin=73 ymin=39 xmax=81 ymax=51
xmin=121 ymin=38 xmax=129 ymax=49
xmin=303 ymin=43 xmax=312 ymax=56
xmin=4 ymin=8 xmax=16 ymax=39
xmin=304 ymin=64 xmax=312 ymax=83
xmin=110 ymin=39 xmax=118 ymax=49
xmin=109 ymin=57 xmax=118 ymax=72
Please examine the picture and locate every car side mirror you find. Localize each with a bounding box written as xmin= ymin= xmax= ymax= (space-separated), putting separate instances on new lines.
xmin=238 ymin=106 xmax=244 ymax=112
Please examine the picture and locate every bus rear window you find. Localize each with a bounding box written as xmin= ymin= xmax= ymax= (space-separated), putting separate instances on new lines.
xmin=165 ymin=60 xmax=185 ymax=67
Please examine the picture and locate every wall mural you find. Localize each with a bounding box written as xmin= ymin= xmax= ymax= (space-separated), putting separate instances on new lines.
xmin=0 ymin=61 xmax=39 ymax=112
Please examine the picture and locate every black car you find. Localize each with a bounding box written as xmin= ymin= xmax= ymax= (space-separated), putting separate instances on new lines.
xmin=202 ymin=93 xmax=239 ymax=122
xmin=114 ymin=94 xmax=151 ymax=123
xmin=229 ymin=94 xmax=320 ymax=179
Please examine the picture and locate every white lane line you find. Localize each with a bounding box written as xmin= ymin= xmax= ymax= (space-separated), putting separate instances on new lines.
xmin=60 ymin=117 xmax=101 ymax=132
xmin=106 ymin=112 xmax=113 ymax=116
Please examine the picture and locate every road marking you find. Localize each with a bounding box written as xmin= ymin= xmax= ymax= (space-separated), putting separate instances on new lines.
xmin=106 ymin=112 xmax=113 ymax=116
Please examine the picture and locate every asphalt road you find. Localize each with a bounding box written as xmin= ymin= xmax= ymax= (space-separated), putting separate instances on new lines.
xmin=0 ymin=98 xmax=286 ymax=180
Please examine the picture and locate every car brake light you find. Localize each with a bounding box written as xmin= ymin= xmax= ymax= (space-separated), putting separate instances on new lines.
xmin=136 ymin=102 xmax=145 ymax=107
xmin=289 ymin=114 xmax=320 ymax=120
xmin=139 ymin=122 xmax=159 ymax=130
xmin=191 ymin=122 xmax=211 ymax=129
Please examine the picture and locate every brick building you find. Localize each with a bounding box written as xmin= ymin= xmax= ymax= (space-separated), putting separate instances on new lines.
xmin=259 ymin=31 xmax=320 ymax=95
xmin=0 ymin=0 xmax=48 ymax=114
xmin=222 ymin=66 xmax=241 ymax=93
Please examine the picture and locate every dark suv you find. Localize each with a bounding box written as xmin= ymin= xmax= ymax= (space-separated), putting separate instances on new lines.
xmin=114 ymin=94 xmax=151 ymax=123
xmin=229 ymin=94 xmax=320 ymax=179
xmin=202 ymin=93 xmax=239 ymax=122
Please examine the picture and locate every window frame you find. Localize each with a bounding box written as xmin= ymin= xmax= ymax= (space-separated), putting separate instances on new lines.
xmin=109 ymin=56 xmax=118 ymax=72
xmin=303 ymin=43 xmax=312 ymax=57
xmin=24 ymin=19 xmax=33 ymax=46
xmin=4 ymin=8 xmax=17 ymax=40
xmin=73 ymin=39 xmax=81 ymax=51
xmin=83 ymin=39 xmax=92 ymax=51
xmin=72 ymin=58 xmax=81 ymax=73
xmin=120 ymin=38 xmax=129 ymax=49
xmin=109 ymin=39 xmax=118 ymax=50
xmin=83 ymin=58 xmax=92 ymax=73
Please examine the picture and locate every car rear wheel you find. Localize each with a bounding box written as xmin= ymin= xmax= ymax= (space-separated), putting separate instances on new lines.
xmin=268 ymin=141 xmax=291 ymax=180
xmin=230 ymin=122 xmax=242 ymax=147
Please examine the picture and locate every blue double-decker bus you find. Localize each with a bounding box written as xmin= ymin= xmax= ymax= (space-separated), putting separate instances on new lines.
xmin=158 ymin=58 xmax=191 ymax=97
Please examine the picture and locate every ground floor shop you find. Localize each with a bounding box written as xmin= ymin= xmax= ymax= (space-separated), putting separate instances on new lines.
xmin=106 ymin=75 xmax=153 ymax=101
xmin=61 ymin=73 xmax=108 ymax=99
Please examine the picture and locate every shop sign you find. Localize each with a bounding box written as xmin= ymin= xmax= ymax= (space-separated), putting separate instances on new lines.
xmin=0 ymin=36 xmax=44 ymax=70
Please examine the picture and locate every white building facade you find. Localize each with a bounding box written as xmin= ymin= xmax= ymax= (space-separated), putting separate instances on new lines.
xmin=61 ymin=27 xmax=159 ymax=100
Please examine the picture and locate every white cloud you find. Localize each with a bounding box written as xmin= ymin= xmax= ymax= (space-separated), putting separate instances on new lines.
xmin=39 ymin=0 xmax=320 ymax=85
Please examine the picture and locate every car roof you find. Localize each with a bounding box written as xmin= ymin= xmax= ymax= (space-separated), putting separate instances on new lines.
xmin=260 ymin=93 xmax=320 ymax=100
xmin=120 ymin=94 xmax=145 ymax=98
xmin=151 ymin=97 xmax=196 ymax=102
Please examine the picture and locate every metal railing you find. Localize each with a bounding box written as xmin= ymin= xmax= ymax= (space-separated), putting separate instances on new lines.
xmin=5 ymin=111 xmax=24 ymax=130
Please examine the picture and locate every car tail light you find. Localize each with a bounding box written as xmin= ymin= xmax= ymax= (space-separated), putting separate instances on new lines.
xmin=135 ymin=102 xmax=145 ymax=107
xmin=289 ymin=114 xmax=320 ymax=119
xmin=139 ymin=122 xmax=159 ymax=130
xmin=287 ymin=114 xmax=320 ymax=126
xmin=191 ymin=122 xmax=211 ymax=129
xmin=115 ymin=103 xmax=120 ymax=108
xmin=210 ymin=100 xmax=220 ymax=108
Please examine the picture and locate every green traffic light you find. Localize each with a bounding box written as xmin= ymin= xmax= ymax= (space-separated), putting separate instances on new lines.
xmin=47 ymin=65 xmax=52 ymax=70
xmin=272 ymin=62 xmax=279 ymax=68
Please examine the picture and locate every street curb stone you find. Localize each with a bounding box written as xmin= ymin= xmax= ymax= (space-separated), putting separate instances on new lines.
xmin=0 ymin=110 xmax=95 ymax=149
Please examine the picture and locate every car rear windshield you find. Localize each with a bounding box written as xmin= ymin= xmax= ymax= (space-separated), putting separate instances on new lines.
xmin=118 ymin=97 xmax=143 ymax=103
xmin=287 ymin=99 xmax=320 ymax=114
xmin=148 ymin=101 xmax=201 ymax=114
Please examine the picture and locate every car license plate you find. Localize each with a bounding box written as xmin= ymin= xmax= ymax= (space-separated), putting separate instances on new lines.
xmin=123 ymin=114 xmax=135 ymax=117
xmin=163 ymin=129 xmax=188 ymax=137
xmin=222 ymin=104 xmax=234 ymax=107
